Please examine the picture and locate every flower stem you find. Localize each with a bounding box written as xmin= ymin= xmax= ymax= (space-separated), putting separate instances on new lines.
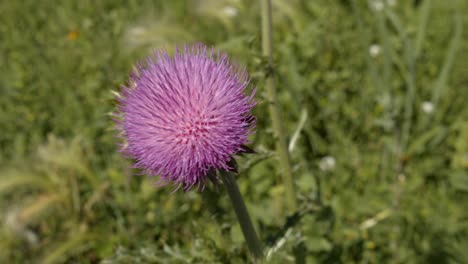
xmin=220 ymin=170 xmax=263 ymax=260
xmin=261 ymin=0 xmax=297 ymax=212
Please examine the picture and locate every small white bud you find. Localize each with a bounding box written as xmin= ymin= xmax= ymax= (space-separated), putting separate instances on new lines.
xmin=421 ymin=101 xmax=434 ymax=114
xmin=319 ymin=156 xmax=336 ymax=172
xmin=369 ymin=44 xmax=381 ymax=57
xmin=222 ymin=6 xmax=238 ymax=17
xmin=370 ymin=0 xmax=384 ymax=11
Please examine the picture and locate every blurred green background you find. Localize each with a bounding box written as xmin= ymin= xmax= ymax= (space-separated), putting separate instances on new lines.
xmin=1 ymin=0 xmax=467 ymax=263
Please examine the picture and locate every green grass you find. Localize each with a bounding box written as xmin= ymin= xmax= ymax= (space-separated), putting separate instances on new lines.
xmin=1 ymin=0 xmax=467 ymax=263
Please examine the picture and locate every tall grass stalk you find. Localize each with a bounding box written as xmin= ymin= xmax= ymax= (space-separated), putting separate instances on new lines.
xmin=383 ymin=11 xmax=413 ymax=262
xmin=431 ymin=12 xmax=463 ymax=111
xmin=385 ymin=10 xmax=417 ymax=151
xmin=377 ymin=11 xmax=392 ymax=104
xmin=260 ymin=0 xmax=297 ymax=212
xmin=415 ymin=0 xmax=432 ymax=59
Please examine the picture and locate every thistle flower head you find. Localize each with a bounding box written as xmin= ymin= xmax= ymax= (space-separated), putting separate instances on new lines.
xmin=116 ymin=44 xmax=255 ymax=190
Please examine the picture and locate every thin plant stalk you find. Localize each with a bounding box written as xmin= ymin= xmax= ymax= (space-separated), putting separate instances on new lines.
xmin=385 ymin=10 xmax=416 ymax=151
xmin=220 ymin=170 xmax=263 ymax=260
xmin=415 ymin=0 xmax=432 ymax=59
xmin=261 ymin=0 xmax=297 ymax=212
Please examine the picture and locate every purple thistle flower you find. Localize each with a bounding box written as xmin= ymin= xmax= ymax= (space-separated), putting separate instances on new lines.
xmin=116 ymin=44 xmax=255 ymax=190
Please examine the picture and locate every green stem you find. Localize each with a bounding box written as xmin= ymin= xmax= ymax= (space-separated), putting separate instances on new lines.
xmin=261 ymin=0 xmax=297 ymax=212
xmin=220 ymin=170 xmax=263 ymax=260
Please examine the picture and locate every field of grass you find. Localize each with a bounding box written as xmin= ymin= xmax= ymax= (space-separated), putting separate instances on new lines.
xmin=1 ymin=0 xmax=467 ymax=263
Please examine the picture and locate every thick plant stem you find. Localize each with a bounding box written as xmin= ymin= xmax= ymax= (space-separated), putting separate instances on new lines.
xmin=261 ymin=0 xmax=297 ymax=212
xmin=220 ymin=170 xmax=263 ymax=260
